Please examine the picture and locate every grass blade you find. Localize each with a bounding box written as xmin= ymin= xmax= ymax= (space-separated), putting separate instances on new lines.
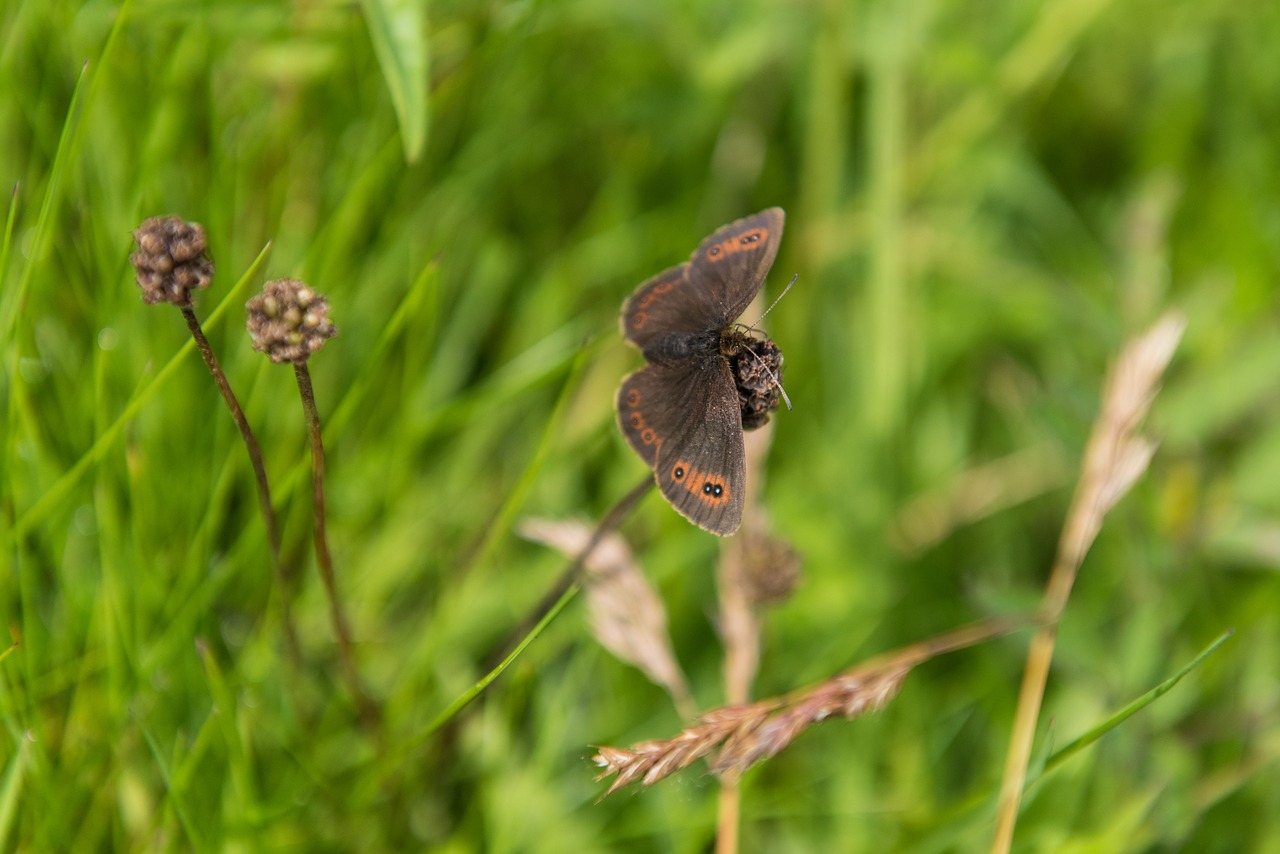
xmin=1040 ymin=629 xmax=1235 ymax=778
xmin=361 ymin=0 xmax=430 ymax=162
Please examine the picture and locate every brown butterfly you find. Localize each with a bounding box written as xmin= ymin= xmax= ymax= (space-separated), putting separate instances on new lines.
xmin=616 ymin=208 xmax=786 ymax=536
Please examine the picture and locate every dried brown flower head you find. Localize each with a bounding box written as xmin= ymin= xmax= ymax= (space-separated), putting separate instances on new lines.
xmin=738 ymin=530 xmax=802 ymax=605
xmin=130 ymin=216 xmax=215 ymax=307
xmin=245 ymin=278 xmax=338 ymax=363
xmin=730 ymin=337 xmax=783 ymax=430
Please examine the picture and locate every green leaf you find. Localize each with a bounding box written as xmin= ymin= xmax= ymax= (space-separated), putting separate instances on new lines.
xmin=362 ymin=0 xmax=430 ymax=162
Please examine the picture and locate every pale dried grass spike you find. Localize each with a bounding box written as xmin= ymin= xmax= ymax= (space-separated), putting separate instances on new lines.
xmin=519 ymin=517 xmax=696 ymax=719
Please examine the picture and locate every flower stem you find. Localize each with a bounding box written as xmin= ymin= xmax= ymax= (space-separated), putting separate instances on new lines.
xmin=293 ymin=361 xmax=381 ymax=734
xmin=180 ymin=306 xmax=300 ymax=665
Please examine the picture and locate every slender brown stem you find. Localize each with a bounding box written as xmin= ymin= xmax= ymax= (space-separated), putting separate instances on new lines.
xmin=482 ymin=475 xmax=654 ymax=670
xmin=294 ymin=361 xmax=381 ymax=734
xmin=180 ymin=307 xmax=301 ymax=665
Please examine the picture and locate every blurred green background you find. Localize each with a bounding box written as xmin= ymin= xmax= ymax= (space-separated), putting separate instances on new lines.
xmin=3 ymin=0 xmax=1279 ymax=850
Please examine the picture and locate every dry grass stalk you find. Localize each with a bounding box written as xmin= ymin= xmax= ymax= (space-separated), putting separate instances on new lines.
xmin=718 ymin=421 xmax=779 ymax=710
xmin=595 ymin=617 xmax=1022 ymax=798
xmin=519 ymin=518 xmax=696 ymax=720
xmin=716 ymin=417 xmax=787 ymax=854
xmin=992 ymin=311 xmax=1185 ymax=854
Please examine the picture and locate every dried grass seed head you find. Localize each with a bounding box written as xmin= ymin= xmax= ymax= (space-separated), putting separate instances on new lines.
xmin=130 ymin=216 xmax=215 ymax=307
xmin=246 ymin=278 xmax=338 ymax=363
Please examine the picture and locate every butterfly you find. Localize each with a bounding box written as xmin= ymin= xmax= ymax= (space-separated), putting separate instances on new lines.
xmin=616 ymin=208 xmax=786 ymax=536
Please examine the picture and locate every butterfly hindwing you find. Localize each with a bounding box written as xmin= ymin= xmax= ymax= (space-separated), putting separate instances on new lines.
xmin=650 ymin=354 xmax=746 ymax=536
xmin=616 ymin=363 xmax=691 ymax=468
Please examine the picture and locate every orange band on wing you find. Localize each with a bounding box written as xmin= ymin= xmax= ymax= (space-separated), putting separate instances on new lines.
xmin=667 ymin=458 xmax=732 ymax=506
xmin=624 ymin=389 xmax=661 ymax=446
xmin=704 ymin=227 xmax=770 ymax=263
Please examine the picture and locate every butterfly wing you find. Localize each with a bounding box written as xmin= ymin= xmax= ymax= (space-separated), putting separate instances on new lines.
xmin=619 ymin=264 xmax=702 ymax=351
xmin=617 ymin=362 xmax=682 ymax=468
xmin=617 ymin=353 xmax=746 ymax=536
xmin=616 ymin=208 xmax=784 ymax=536
xmin=684 ymin=207 xmax=784 ymax=327
xmin=620 ymin=208 xmax=785 ymax=350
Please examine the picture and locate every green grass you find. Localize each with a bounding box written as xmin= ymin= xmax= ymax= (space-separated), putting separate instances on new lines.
xmin=4 ymin=0 xmax=1280 ymax=850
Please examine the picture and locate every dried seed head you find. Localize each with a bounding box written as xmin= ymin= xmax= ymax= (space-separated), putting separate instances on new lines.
xmin=592 ymin=666 xmax=908 ymax=796
xmin=731 ymin=337 xmax=784 ymax=430
xmin=592 ymin=618 xmax=1021 ymax=796
xmin=739 ymin=531 xmax=803 ymax=605
xmin=130 ymin=216 xmax=215 ymax=307
xmin=246 ymin=278 xmax=337 ymax=363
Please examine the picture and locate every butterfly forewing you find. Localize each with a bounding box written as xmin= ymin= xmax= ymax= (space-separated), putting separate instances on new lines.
xmin=620 ymin=265 xmax=705 ymax=351
xmin=684 ymin=207 xmax=784 ymax=327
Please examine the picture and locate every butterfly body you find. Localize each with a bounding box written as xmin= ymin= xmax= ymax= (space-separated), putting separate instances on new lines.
xmin=641 ymin=329 xmax=719 ymax=365
xmin=616 ymin=208 xmax=786 ymax=536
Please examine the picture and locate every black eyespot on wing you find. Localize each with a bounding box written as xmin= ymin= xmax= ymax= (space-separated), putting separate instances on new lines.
xmin=650 ymin=354 xmax=747 ymax=536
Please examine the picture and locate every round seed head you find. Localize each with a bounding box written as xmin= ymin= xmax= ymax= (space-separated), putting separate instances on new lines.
xmin=739 ymin=531 xmax=803 ymax=606
xmin=732 ymin=337 xmax=784 ymax=430
xmin=246 ymin=278 xmax=338 ymax=363
xmin=130 ymin=216 xmax=215 ymax=307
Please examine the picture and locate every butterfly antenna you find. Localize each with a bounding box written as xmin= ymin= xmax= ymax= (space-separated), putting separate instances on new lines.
xmin=745 ymin=273 xmax=798 ymax=331
xmin=743 ymin=344 xmax=793 ymax=411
